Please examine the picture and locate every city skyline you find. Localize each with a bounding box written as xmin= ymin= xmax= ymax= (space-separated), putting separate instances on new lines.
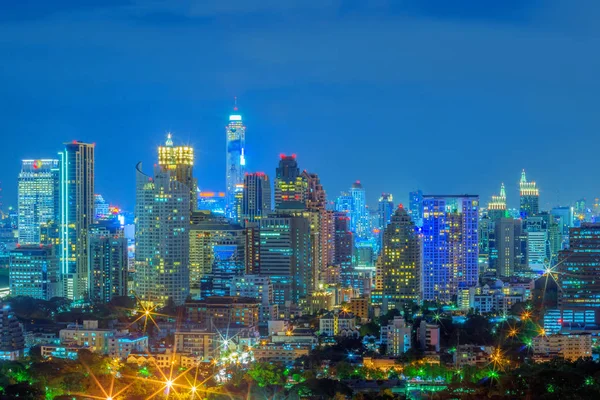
xmin=1 ymin=1 xmax=600 ymax=211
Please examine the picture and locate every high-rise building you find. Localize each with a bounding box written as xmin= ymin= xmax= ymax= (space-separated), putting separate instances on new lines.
xmin=409 ymin=190 xmax=424 ymax=227
xmin=188 ymin=213 xmax=245 ymax=299
xmin=94 ymin=194 xmax=110 ymax=220
xmin=274 ymin=155 xmax=306 ymax=210
xmin=422 ymin=195 xmax=479 ymax=302
xmin=135 ymin=162 xmax=190 ymax=306
xmin=0 ymin=304 xmax=25 ymax=360
xmin=197 ymin=191 xmax=226 ymax=215
xmin=18 ymin=159 xmax=60 ymax=245
xmin=478 ymin=215 xmax=493 ymax=275
xmin=487 ymin=183 xmax=507 ymax=221
xmin=258 ymin=216 xmax=311 ymax=306
xmin=494 ymin=218 xmax=526 ymax=278
xmin=334 ymin=212 xmax=354 ymax=287
xmin=242 ymin=173 xmax=271 ymax=224
xmin=225 ymin=102 xmax=246 ymax=220
xmin=59 ymin=141 xmax=95 ymax=301
xmin=519 ymin=170 xmax=539 ymax=218
xmin=88 ymin=221 xmax=128 ymax=303
xmin=158 ymin=133 xmax=196 ymax=212
xmin=349 ymin=181 xmax=369 ymax=239
xmin=558 ymin=223 xmax=600 ymax=311
xmin=525 ymin=216 xmax=549 ymax=273
xmin=9 ymin=245 xmax=59 ymax=300
xmin=379 ymin=206 xmax=421 ymax=311
xmin=334 ymin=192 xmax=353 ymax=218
xmin=378 ymin=193 xmax=394 ymax=231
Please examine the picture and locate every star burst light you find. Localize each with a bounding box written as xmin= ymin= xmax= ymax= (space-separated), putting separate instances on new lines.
xmin=126 ymin=298 xmax=171 ymax=333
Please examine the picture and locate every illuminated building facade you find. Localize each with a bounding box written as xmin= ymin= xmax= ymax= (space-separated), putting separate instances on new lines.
xmin=94 ymin=194 xmax=110 ymax=220
xmin=422 ymin=195 xmax=479 ymax=302
xmin=158 ymin=133 xmax=196 ymax=212
xmin=0 ymin=304 xmax=25 ymax=360
xmin=487 ymin=183 xmax=507 ymax=221
xmin=378 ymin=193 xmax=394 ymax=231
xmin=525 ymin=216 xmax=549 ymax=272
xmin=519 ymin=169 xmax=539 ymax=218
xmin=135 ymin=162 xmax=190 ymax=306
xmin=197 ymin=191 xmax=226 ymax=215
xmin=409 ymin=190 xmax=424 ymax=227
xmin=380 ymin=206 xmax=421 ymax=311
xmin=349 ymin=181 xmax=369 ymax=239
xmin=59 ymin=141 xmax=95 ymax=301
xmin=334 ymin=212 xmax=354 ymax=287
xmin=274 ymin=155 xmax=306 ymax=210
xmin=242 ymin=173 xmax=271 ymax=224
xmin=87 ymin=221 xmax=128 ymax=303
xmin=494 ymin=218 xmax=526 ymax=278
xmin=18 ymin=159 xmax=60 ymax=245
xmin=259 ymin=216 xmax=312 ymax=306
xmin=225 ymin=102 xmax=246 ymax=220
xmin=9 ymin=245 xmax=59 ymax=300
xmin=188 ymin=214 xmax=245 ymax=299
xmin=558 ymin=223 xmax=600 ymax=310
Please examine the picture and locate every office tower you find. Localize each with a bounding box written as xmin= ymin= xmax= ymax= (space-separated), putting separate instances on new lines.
xmin=158 ymin=133 xmax=196 ymax=212
xmin=274 ymin=155 xmax=306 ymax=210
xmin=0 ymin=304 xmax=25 ymax=360
xmin=9 ymin=245 xmax=59 ymax=300
xmin=334 ymin=192 xmax=353 ymax=218
xmin=409 ymin=190 xmax=424 ymax=227
xmin=525 ymin=216 xmax=549 ymax=272
xmin=17 ymin=159 xmax=60 ymax=245
xmin=487 ymin=183 xmax=507 ymax=221
xmin=258 ymin=216 xmax=311 ymax=306
xmin=551 ymin=206 xmax=574 ymax=245
xmin=558 ymin=223 xmax=600 ymax=311
xmin=380 ymin=206 xmax=421 ymax=312
xmin=422 ymin=195 xmax=479 ymax=302
xmin=59 ymin=141 xmax=95 ymax=301
xmin=494 ymin=218 xmax=526 ymax=278
xmin=242 ymin=173 xmax=271 ymax=224
xmin=519 ymin=170 xmax=539 ymax=218
xmin=197 ymin=191 xmax=226 ymax=215
xmin=349 ymin=181 xmax=369 ymax=238
xmin=478 ymin=215 xmax=492 ymax=275
xmin=87 ymin=221 xmax=128 ymax=303
xmin=378 ymin=193 xmax=394 ymax=231
xmin=225 ymin=102 xmax=246 ymax=220
xmin=245 ymin=224 xmax=260 ymax=274
xmin=94 ymin=194 xmax=110 ymax=220
xmin=334 ymin=212 xmax=354 ymax=287
xmin=135 ymin=162 xmax=190 ymax=306
xmin=188 ymin=213 xmax=245 ymax=298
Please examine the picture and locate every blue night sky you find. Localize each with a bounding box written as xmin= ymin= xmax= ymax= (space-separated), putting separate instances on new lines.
xmin=1 ymin=0 xmax=599 ymax=211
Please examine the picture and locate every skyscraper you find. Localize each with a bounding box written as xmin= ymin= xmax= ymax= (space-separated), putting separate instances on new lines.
xmin=225 ymin=101 xmax=246 ymax=220
xmin=258 ymin=216 xmax=311 ymax=306
xmin=94 ymin=194 xmax=110 ymax=220
xmin=558 ymin=223 xmax=600 ymax=311
xmin=487 ymin=183 xmax=507 ymax=221
xmin=422 ymin=195 xmax=479 ymax=302
xmin=494 ymin=218 xmax=526 ymax=278
xmin=158 ymin=133 xmax=196 ymax=212
xmin=380 ymin=205 xmax=421 ymax=312
xmin=378 ymin=193 xmax=394 ymax=231
xmin=135 ymin=162 xmax=190 ymax=306
xmin=350 ymin=181 xmax=369 ymax=239
xmin=18 ymin=159 xmax=60 ymax=245
xmin=242 ymin=173 xmax=271 ymax=224
xmin=408 ymin=190 xmax=424 ymax=227
xmin=334 ymin=212 xmax=354 ymax=287
xmin=88 ymin=221 xmax=128 ymax=303
xmin=274 ymin=155 xmax=306 ymax=210
xmin=525 ymin=216 xmax=549 ymax=272
xmin=519 ymin=170 xmax=539 ymax=218
xmin=59 ymin=141 xmax=95 ymax=301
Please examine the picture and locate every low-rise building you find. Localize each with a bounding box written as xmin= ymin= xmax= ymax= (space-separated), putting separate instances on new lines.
xmin=381 ymin=316 xmax=411 ymax=356
xmin=173 ymin=329 xmax=216 ymax=360
xmin=252 ymin=343 xmax=309 ymax=365
xmin=127 ymin=349 xmax=202 ymax=369
xmin=319 ymin=310 xmax=356 ymax=336
xmin=0 ymin=304 xmax=25 ymax=360
xmin=458 ymin=281 xmax=527 ymax=314
xmin=418 ymin=321 xmax=440 ymax=352
xmin=185 ymin=296 xmax=259 ymax=330
xmin=454 ymin=345 xmax=494 ymax=368
xmin=348 ymin=297 xmax=369 ymax=322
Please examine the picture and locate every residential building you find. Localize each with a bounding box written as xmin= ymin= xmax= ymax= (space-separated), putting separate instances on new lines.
xmin=0 ymin=304 xmax=25 ymax=360
xmin=532 ymin=333 xmax=592 ymax=362
xmin=9 ymin=245 xmax=59 ymax=300
xmin=319 ymin=310 xmax=356 ymax=336
xmin=88 ymin=221 xmax=128 ymax=303
xmin=381 ymin=316 xmax=411 ymax=356
xmin=274 ymin=155 xmax=306 ymax=210
xmin=184 ymin=296 xmax=259 ymax=330
xmin=418 ymin=321 xmax=440 ymax=352
xmin=242 ymin=172 xmax=271 ymax=224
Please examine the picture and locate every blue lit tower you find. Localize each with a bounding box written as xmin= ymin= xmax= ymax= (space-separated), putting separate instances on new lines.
xmin=225 ymin=99 xmax=246 ymax=220
xmin=349 ymin=181 xmax=369 ymax=239
xmin=378 ymin=193 xmax=394 ymax=231
xmin=409 ymin=190 xmax=424 ymax=227
xmin=59 ymin=141 xmax=95 ymax=301
xmin=422 ymin=195 xmax=479 ymax=302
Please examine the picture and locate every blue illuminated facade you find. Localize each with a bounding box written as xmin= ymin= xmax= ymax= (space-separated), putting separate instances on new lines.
xmin=225 ymin=102 xmax=246 ymax=220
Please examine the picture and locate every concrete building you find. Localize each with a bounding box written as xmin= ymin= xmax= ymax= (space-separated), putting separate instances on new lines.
xmin=184 ymin=297 xmax=259 ymax=330
xmin=0 ymin=304 xmax=25 ymax=360
xmin=381 ymin=316 xmax=411 ymax=356
xmin=418 ymin=321 xmax=440 ymax=352
xmin=253 ymin=344 xmax=309 ymax=365
xmin=454 ymin=345 xmax=494 ymax=368
xmin=532 ymin=333 xmax=592 ymax=362
xmin=173 ymin=329 xmax=216 ymax=360
xmin=348 ymin=297 xmax=369 ymax=322
xmin=319 ymin=310 xmax=356 ymax=336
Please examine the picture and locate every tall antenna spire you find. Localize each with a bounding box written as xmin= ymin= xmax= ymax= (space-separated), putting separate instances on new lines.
xmin=233 ymin=96 xmax=238 ymax=111
xmin=520 ymin=169 xmax=527 ymax=184
xmin=500 ymin=182 xmax=506 ymax=198
xmin=165 ymin=132 xmax=173 ymax=147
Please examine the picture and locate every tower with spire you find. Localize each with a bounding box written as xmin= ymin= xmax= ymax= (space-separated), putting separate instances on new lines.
xmin=519 ymin=169 xmax=539 ymax=218
xmin=158 ymin=132 xmax=197 ymax=212
xmin=225 ymin=98 xmax=246 ymax=220
xmin=487 ymin=183 xmax=507 ymax=220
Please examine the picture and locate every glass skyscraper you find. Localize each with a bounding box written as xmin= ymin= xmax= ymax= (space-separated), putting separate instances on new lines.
xmin=242 ymin=172 xmax=272 ymax=224
xmin=422 ymin=195 xmax=479 ymax=302
xmin=18 ymin=159 xmax=60 ymax=245
xmin=408 ymin=190 xmax=424 ymax=227
xmin=350 ymin=181 xmax=369 ymax=239
xmin=225 ymin=102 xmax=246 ymax=220
xmin=59 ymin=142 xmax=95 ymax=301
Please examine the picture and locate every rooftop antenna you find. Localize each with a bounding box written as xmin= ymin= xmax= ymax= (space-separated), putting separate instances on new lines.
xmin=233 ymin=96 xmax=238 ymax=111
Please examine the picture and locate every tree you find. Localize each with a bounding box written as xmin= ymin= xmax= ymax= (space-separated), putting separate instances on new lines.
xmin=245 ymin=362 xmax=284 ymax=387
